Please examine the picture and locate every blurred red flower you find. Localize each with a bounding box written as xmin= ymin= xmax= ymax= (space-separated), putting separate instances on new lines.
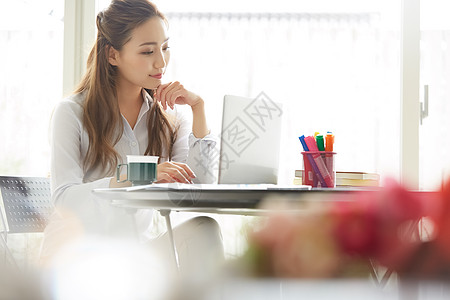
xmin=245 ymin=178 xmax=450 ymax=278
xmin=333 ymin=179 xmax=424 ymax=272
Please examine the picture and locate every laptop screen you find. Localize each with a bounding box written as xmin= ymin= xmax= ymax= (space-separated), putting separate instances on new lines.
xmin=218 ymin=93 xmax=283 ymax=184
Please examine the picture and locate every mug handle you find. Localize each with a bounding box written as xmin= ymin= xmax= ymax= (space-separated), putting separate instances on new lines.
xmin=116 ymin=164 xmax=128 ymax=183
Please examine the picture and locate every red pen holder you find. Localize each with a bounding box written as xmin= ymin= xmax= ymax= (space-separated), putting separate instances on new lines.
xmin=302 ymin=151 xmax=336 ymax=188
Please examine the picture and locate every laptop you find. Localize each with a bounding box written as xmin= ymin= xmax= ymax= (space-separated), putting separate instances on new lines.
xmin=218 ymin=93 xmax=283 ymax=184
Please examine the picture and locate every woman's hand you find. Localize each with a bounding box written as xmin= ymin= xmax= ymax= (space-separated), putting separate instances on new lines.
xmin=155 ymin=81 xmax=203 ymax=110
xmin=109 ymin=174 xmax=132 ymax=188
xmin=157 ymin=161 xmax=196 ymax=184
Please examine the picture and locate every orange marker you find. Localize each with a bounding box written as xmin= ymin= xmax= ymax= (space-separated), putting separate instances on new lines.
xmin=325 ymin=132 xmax=334 ymax=151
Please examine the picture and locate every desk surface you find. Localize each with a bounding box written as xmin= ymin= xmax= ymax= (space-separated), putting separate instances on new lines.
xmin=93 ymin=184 xmax=378 ymax=213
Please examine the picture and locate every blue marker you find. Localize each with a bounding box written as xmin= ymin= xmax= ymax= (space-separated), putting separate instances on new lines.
xmin=299 ymin=135 xmax=309 ymax=151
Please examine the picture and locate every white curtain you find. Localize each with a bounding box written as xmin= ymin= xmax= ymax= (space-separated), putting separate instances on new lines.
xmin=0 ymin=1 xmax=63 ymax=176
xmin=164 ymin=12 xmax=401 ymax=183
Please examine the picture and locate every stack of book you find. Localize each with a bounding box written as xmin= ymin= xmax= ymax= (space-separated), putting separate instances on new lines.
xmin=335 ymin=171 xmax=380 ymax=187
xmin=293 ymin=170 xmax=304 ymax=185
xmin=294 ymin=170 xmax=380 ymax=187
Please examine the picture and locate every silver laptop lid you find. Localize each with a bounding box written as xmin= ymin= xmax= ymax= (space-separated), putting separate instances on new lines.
xmin=218 ymin=93 xmax=283 ymax=184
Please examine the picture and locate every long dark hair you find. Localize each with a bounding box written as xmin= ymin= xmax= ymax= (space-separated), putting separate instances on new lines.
xmin=75 ymin=0 xmax=178 ymax=177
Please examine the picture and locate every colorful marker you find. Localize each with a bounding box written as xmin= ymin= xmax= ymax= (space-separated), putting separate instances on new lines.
xmin=316 ymin=134 xmax=325 ymax=151
xmin=304 ymin=136 xmax=333 ymax=188
xmin=325 ymin=132 xmax=335 ymax=186
xmin=299 ymin=135 xmax=326 ymax=187
xmin=325 ymin=132 xmax=334 ymax=152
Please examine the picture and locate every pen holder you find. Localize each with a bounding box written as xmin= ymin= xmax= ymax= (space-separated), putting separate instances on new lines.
xmin=301 ymin=151 xmax=336 ymax=188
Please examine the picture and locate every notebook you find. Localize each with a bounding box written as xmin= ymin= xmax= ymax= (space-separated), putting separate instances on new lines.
xmin=217 ymin=93 xmax=283 ymax=184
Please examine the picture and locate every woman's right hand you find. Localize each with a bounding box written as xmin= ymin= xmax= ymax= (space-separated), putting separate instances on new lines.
xmin=157 ymin=161 xmax=196 ymax=184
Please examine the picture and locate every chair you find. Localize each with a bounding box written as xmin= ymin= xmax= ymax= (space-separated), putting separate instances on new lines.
xmin=0 ymin=176 xmax=53 ymax=268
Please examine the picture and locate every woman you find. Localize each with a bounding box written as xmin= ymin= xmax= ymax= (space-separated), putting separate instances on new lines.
xmin=41 ymin=0 xmax=223 ymax=273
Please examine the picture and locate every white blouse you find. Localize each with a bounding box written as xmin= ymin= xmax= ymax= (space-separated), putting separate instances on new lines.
xmin=41 ymin=90 xmax=217 ymax=260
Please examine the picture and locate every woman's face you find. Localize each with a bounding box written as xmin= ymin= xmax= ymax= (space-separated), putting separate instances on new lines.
xmin=109 ymin=17 xmax=170 ymax=90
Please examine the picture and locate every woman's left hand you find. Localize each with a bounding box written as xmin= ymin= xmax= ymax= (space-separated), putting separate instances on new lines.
xmin=154 ymin=81 xmax=203 ymax=110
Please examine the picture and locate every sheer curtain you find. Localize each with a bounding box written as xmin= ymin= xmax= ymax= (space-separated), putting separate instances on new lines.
xmin=164 ymin=12 xmax=401 ymax=183
xmin=0 ymin=1 xmax=64 ymax=176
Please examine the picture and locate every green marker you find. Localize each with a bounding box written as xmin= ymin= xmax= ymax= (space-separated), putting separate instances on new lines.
xmin=316 ymin=134 xmax=325 ymax=151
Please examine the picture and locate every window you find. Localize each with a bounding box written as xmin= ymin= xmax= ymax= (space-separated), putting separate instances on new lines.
xmin=98 ymin=0 xmax=402 ymax=184
xmin=420 ymin=0 xmax=450 ymax=189
xmin=0 ymin=0 xmax=64 ymax=176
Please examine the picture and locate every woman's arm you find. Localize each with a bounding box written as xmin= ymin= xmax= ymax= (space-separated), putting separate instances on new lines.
xmin=190 ymin=98 xmax=209 ymax=139
xmin=154 ymin=83 xmax=218 ymax=183
xmin=50 ymin=98 xmax=111 ymax=216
